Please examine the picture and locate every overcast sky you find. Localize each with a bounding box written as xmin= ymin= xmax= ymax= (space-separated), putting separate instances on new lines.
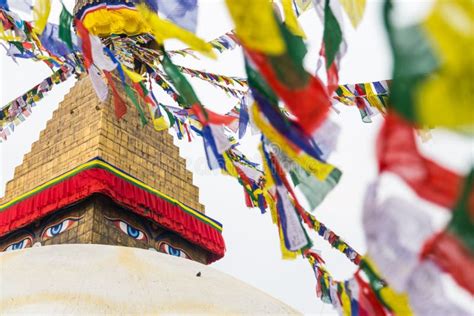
xmin=1 ymin=1 xmax=472 ymax=314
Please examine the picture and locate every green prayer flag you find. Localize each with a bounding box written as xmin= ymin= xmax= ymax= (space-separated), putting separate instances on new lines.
xmin=290 ymin=170 xmax=301 ymax=186
xmin=323 ymin=0 xmax=342 ymax=68
xmin=268 ymin=20 xmax=309 ymax=88
xmin=245 ymin=58 xmax=279 ymax=106
xmin=59 ymin=5 xmax=74 ymax=50
xmin=162 ymin=104 xmax=176 ymax=127
xmin=293 ymin=167 xmax=341 ymax=211
xmin=11 ymin=42 xmax=24 ymax=53
xmin=383 ymin=0 xmax=439 ymax=124
xmin=359 ymin=259 xmax=392 ymax=311
xmin=448 ymin=170 xmax=474 ymax=252
xmin=161 ymin=52 xmax=200 ymax=108
xmin=124 ymin=84 xmax=147 ymax=126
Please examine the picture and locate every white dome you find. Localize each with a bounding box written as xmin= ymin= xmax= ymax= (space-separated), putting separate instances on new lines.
xmin=0 ymin=244 xmax=299 ymax=315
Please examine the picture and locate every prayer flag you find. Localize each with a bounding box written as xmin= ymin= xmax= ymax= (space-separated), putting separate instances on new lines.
xmin=32 ymin=0 xmax=51 ymax=34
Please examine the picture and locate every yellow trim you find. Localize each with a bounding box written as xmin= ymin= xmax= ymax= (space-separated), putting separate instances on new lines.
xmin=0 ymin=160 xmax=99 ymax=210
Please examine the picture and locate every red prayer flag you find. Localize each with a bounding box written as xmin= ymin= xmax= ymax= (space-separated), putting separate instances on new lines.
xmin=377 ymin=112 xmax=462 ymax=209
xmin=421 ymin=232 xmax=474 ymax=295
xmin=246 ymin=49 xmax=330 ymax=135
xmin=0 ymin=11 xmax=13 ymax=30
xmin=104 ymin=71 xmax=127 ymax=119
xmin=355 ymin=272 xmax=389 ymax=316
xmin=320 ymin=44 xmax=339 ymax=96
xmin=132 ymin=82 xmax=154 ymax=106
xmin=74 ymin=19 xmax=92 ymax=69
xmin=190 ymin=104 xmax=237 ymax=126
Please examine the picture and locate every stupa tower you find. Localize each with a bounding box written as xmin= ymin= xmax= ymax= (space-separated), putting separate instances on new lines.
xmin=0 ymin=0 xmax=226 ymax=263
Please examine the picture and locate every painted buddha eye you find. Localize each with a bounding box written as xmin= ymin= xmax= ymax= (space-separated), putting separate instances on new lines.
xmin=107 ymin=218 xmax=148 ymax=242
xmin=41 ymin=218 xmax=80 ymax=239
xmin=158 ymin=242 xmax=190 ymax=259
xmin=3 ymin=236 xmax=32 ymax=252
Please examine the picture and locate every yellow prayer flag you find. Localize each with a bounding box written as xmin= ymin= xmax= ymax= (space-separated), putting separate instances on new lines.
xmin=417 ymin=0 xmax=474 ymax=133
xmin=364 ymin=83 xmax=386 ymax=114
xmin=259 ymin=144 xmax=275 ymax=189
xmin=0 ymin=25 xmax=21 ymax=41
xmin=340 ymin=284 xmax=352 ymax=316
xmin=364 ymin=257 xmax=414 ymax=314
xmin=33 ymin=0 xmax=51 ymax=35
xmin=222 ymin=152 xmax=239 ymax=178
xmin=188 ymin=118 xmax=203 ymax=130
xmin=337 ymin=243 xmax=347 ymax=252
xmin=313 ymin=220 xmax=320 ymax=231
xmin=123 ymin=67 xmax=145 ymax=83
xmin=281 ymin=0 xmax=306 ymax=38
xmin=136 ymin=4 xmax=215 ymax=59
xmin=340 ymin=85 xmax=354 ymax=98
xmin=339 ymin=0 xmax=366 ymax=28
xmin=147 ymin=104 xmax=169 ymax=131
xmin=225 ymin=0 xmax=285 ymax=55
xmin=152 ymin=116 xmax=168 ymax=131
xmin=265 ymin=191 xmax=278 ymax=224
xmin=379 ymin=287 xmax=414 ymax=315
xmin=258 ymin=143 xmax=277 ymax=225
xmin=278 ymin=223 xmax=299 ymax=260
xmin=294 ymin=0 xmax=313 ymax=13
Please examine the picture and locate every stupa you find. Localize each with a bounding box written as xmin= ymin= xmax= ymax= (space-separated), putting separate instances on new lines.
xmin=0 ymin=1 xmax=299 ymax=314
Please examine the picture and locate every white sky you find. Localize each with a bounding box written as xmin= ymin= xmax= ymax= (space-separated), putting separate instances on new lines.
xmin=1 ymin=1 xmax=472 ymax=314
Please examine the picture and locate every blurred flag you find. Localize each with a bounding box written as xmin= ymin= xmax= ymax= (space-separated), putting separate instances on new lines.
xmin=0 ymin=0 xmax=9 ymax=10
xmin=40 ymin=23 xmax=76 ymax=57
xmin=225 ymin=0 xmax=285 ymax=55
xmin=387 ymin=0 xmax=473 ymax=133
xmin=32 ymin=0 xmax=51 ymax=34
xmin=339 ymin=0 xmax=366 ymax=27
xmin=145 ymin=0 xmax=198 ymax=33
xmin=377 ymin=112 xmax=463 ymax=209
xmin=9 ymin=0 xmax=33 ymax=13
